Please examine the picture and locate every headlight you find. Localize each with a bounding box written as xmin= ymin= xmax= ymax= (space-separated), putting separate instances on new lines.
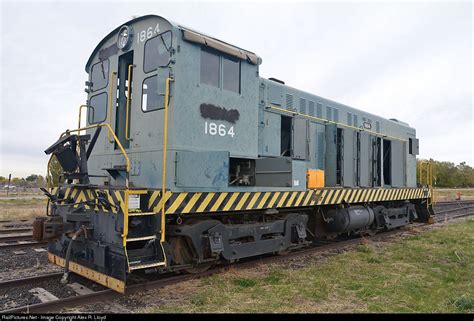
xmin=117 ymin=25 xmax=132 ymax=50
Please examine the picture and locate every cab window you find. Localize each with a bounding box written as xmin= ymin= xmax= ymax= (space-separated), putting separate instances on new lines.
xmin=200 ymin=49 xmax=220 ymax=88
xmin=200 ymin=48 xmax=241 ymax=93
xmin=144 ymin=31 xmax=172 ymax=73
xmin=90 ymin=60 xmax=109 ymax=92
xmin=142 ymin=76 xmax=164 ymax=112
xmin=223 ymin=56 xmax=240 ymax=93
xmin=88 ymin=93 xmax=107 ymax=124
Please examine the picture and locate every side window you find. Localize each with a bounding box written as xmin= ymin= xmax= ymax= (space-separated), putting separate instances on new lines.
xmin=90 ymin=60 xmax=109 ymax=92
xmin=88 ymin=93 xmax=107 ymax=124
xmin=222 ymin=56 xmax=240 ymax=93
xmin=200 ymin=49 xmax=220 ymax=88
xmin=141 ymin=76 xmax=163 ymax=112
xmin=144 ymin=31 xmax=172 ymax=73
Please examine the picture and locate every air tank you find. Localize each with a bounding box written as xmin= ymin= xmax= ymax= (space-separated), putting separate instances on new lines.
xmin=323 ymin=206 xmax=375 ymax=233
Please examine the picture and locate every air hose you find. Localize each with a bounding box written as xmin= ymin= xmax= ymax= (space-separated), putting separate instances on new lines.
xmin=60 ymin=227 xmax=86 ymax=284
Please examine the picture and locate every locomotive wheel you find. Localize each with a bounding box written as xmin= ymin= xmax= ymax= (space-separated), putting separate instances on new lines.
xmin=171 ymin=236 xmax=212 ymax=274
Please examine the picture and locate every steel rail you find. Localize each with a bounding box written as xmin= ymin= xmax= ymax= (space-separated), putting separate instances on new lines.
xmin=434 ymin=205 xmax=474 ymax=215
xmin=0 ymin=272 xmax=63 ymax=291
xmin=0 ymin=240 xmax=47 ymax=249
xmin=0 ymin=234 xmax=32 ymax=242
xmin=0 ymin=227 xmax=32 ymax=234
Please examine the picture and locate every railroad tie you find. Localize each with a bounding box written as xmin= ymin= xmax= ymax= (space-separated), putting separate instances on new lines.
xmin=67 ymin=282 xmax=95 ymax=295
xmin=29 ymin=287 xmax=59 ymax=303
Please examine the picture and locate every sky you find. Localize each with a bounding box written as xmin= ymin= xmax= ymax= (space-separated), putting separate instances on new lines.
xmin=0 ymin=0 xmax=472 ymax=178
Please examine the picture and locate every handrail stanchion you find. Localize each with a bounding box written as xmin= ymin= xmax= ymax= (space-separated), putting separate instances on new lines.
xmin=161 ymin=77 xmax=174 ymax=247
xmin=77 ymin=105 xmax=88 ymax=135
xmin=125 ymin=65 xmax=133 ymax=141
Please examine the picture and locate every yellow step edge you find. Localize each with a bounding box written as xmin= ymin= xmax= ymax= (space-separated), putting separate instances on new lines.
xmin=128 ymin=212 xmax=158 ymax=217
xmin=129 ymin=261 xmax=166 ymax=271
xmin=128 ymin=190 xmax=148 ymax=194
xmin=126 ymin=235 xmax=156 ymax=242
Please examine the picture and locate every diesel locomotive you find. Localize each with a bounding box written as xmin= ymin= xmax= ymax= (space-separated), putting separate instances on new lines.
xmin=35 ymin=14 xmax=434 ymax=292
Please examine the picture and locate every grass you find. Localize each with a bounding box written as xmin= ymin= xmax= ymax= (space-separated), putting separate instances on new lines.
xmin=0 ymin=197 xmax=47 ymax=220
xmin=146 ymin=219 xmax=474 ymax=313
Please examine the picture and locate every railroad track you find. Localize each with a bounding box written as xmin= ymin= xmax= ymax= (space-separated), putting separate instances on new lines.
xmin=1 ymin=203 xmax=472 ymax=314
xmin=0 ymin=233 xmax=33 ymax=243
xmin=0 ymin=239 xmax=46 ymax=249
xmin=0 ymin=227 xmax=32 ymax=235
xmin=432 ymin=200 xmax=474 ymax=212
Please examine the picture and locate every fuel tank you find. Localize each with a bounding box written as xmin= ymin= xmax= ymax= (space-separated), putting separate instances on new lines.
xmin=324 ymin=206 xmax=375 ymax=233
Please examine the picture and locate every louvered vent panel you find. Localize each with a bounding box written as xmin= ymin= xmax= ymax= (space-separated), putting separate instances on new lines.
xmin=354 ymin=115 xmax=358 ymax=128
xmin=308 ymin=101 xmax=315 ymax=116
xmin=333 ymin=109 xmax=339 ymax=122
xmin=326 ymin=106 xmax=332 ymax=121
xmin=347 ymin=113 xmax=352 ymax=126
xmin=376 ymin=121 xmax=380 ymax=133
xmin=316 ymin=103 xmax=323 ymax=118
xmin=300 ymin=98 xmax=306 ymax=114
xmin=286 ymin=94 xmax=293 ymax=110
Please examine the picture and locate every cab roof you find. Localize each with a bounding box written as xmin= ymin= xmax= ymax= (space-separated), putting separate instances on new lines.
xmin=85 ymin=14 xmax=261 ymax=72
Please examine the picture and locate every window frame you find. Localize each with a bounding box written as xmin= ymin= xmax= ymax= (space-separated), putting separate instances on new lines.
xmin=90 ymin=59 xmax=110 ymax=92
xmin=200 ymin=46 xmax=241 ymax=94
xmin=88 ymin=92 xmax=108 ymax=124
xmin=222 ymin=55 xmax=241 ymax=94
xmin=200 ymin=47 xmax=221 ymax=89
xmin=143 ymin=30 xmax=173 ymax=74
xmin=141 ymin=75 xmax=165 ymax=113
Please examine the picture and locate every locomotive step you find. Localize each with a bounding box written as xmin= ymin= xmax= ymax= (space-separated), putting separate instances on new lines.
xmin=128 ymin=212 xmax=157 ymax=217
xmin=126 ymin=235 xmax=156 ymax=242
xmin=129 ymin=260 xmax=166 ymax=271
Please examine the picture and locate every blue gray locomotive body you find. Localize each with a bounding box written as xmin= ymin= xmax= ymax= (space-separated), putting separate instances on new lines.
xmin=37 ymin=15 xmax=434 ymax=292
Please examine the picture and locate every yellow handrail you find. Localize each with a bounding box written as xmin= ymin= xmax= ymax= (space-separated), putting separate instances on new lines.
xmin=62 ymin=123 xmax=130 ymax=174
xmin=46 ymin=154 xmax=56 ymax=188
xmin=161 ymin=77 xmax=173 ymax=244
xmin=47 ymin=122 xmax=131 ymax=188
xmin=268 ymin=104 xmax=408 ymax=142
xmin=107 ymin=72 xmax=117 ymax=142
xmin=125 ymin=64 xmax=133 ymax=141
xmin=417 ymin=159 xmax=434 ymax=205
xmin=77 ymin=105 xmax=88 ymax=135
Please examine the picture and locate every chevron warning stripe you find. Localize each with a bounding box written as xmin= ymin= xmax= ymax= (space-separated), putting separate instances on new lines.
xmin=50 ymin=186 xmax=431 ymax=215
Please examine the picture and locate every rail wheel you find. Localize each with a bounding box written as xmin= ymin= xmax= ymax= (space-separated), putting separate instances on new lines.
xmin=170 ymin=236 xmax=212 ymax=274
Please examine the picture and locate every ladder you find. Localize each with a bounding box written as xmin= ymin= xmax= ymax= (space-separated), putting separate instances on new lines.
xmin=123 ymin=189 xmax=167 ymax=272
xmin=418 ymin=159 xmax=434 ymax=205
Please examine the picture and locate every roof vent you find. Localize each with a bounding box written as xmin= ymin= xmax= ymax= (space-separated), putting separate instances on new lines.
xmin=269 ymin=77 xmax=285 ymax=85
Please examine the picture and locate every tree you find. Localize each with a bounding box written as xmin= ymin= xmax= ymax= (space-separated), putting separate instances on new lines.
xmin=418 ymin=159 xmax=474 ymax=188
xmin=25 ymin=174 xmax=39 ymax=182
xmin=47 ymin=155 xmax=64 ymax=187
